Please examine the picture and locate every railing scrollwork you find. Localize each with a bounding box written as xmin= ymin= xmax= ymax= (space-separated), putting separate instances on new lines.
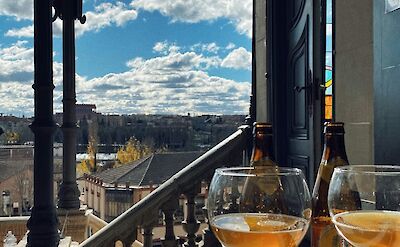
xmin=52 ymin=0 xmax=86 ymax=23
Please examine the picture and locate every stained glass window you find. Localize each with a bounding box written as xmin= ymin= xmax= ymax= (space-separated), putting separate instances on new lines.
xmin=325 ymin=0 xmax=333 ymax=120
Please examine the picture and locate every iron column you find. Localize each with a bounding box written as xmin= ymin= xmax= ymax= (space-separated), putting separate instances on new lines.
xmin=57 ymin=0 xmax=86 ymax=209
xmin=27 ymin=0 xmax=59 ymax=245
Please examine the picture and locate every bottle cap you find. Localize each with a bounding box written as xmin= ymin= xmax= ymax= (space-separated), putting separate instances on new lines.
xmin=253 ymin=122 xmax=273 ymax=135
xmin=324 ymin=122 xmax=345 ymax=134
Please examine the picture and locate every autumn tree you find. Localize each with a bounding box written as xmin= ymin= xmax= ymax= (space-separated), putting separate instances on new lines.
xmin=5 ymin=131 xmax=20 ymax=144
xmin=77 ymin=136 xmax=98 ymax=175
xmin=116 ymin=137 xmax=153 ymax=166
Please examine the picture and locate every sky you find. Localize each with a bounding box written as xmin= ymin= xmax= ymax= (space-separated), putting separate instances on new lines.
xmin=0 ymin=0 xmax=253 ymax=117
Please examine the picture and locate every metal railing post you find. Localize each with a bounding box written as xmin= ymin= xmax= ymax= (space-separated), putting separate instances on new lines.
xmin=27 ymin=0 xmax=59 ymax=245
xmin=54 ymin=0 xmax=86 ymax=210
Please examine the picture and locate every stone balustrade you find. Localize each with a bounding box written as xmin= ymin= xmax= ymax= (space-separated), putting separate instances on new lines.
xmin=80 ymin=125 xmax=251 ymax=247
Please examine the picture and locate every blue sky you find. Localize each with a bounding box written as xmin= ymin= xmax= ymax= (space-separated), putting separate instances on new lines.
xmin=0 ymin=0 xmax=252 ymax=116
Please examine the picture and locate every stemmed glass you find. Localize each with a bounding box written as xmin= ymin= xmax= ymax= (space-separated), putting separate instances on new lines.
xmin=328 ymin=165 xmax=400 ymax=247
xmin=207 ymin=166 xmax=311 ymax=247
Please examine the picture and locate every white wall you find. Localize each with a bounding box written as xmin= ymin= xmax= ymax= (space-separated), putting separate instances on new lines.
xmin=335 ymin=0 xmax=374 ymax=164
xmin=255 ymin=0 xmax=268 ymax=122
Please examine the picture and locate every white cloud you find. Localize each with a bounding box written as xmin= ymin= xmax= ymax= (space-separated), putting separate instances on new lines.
xmin=191 ymin=42 xmax=220 ymax=54
xmin=221 ymin=47 xmax=251 ymax=70
xmin=0 ymin=41 xmax=250 ymax=116
xmin=0 ymin=41 xmax=68 ymax=115
xmin=152 ymin=41 xmax=182 ymax=55
xmin=75 ymin=2 xmax=138 ymax=36
xmin=5 ymin=2 xmax=138 ymax=38
xmin=3 ymin=0 xmax=252 ymax=39
xmin=226 ymin=42 xmax=236 ymax=50
xmin=79 ymin=50 xmax=250 ymax=115
xmin=5 ymin=25 xmax=33 ymax=38
xmin=0 ymin=0 xmax=33 ymax=20
xmin=0 ymin=41 xmax=34 ymax=78
xmin=131 ymin=0 xmax=252 ymax=37
xmin=153 ymin=41 xmax=169 ymax=53
xmin=128 ymin=49 xmax=220 ymax=71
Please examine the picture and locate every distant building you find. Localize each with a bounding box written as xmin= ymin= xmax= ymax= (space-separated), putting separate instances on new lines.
xmin=0 ymin=144 xmax=64 ymax=217
xmin=76 ymin=104 xmax=97 ymax=120
xmin=81 ymin=151 xmax=205 ymax=222
xmin=0 ymin=145 xmax=35 ymax=217
xmin=0 ymin=161 xmax=33 ymax=216
xmin=54 ymin=104 xmax=98 ymax=124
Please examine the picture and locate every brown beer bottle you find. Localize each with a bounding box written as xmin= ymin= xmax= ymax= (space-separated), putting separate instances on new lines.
xmin=311 ymin=122 xmax=360 ymax=247
xmin=250 ymin=122 xmax=275 ymax=166
xmin=240 ymin=122 xmax=284 ymax=213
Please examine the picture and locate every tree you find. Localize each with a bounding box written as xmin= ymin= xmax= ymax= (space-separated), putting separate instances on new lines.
xmin=77 ymin=136 xmax=98 ymax=175
xmin=5 ymin=131 xmax=20 ymax=144
xmin=116 ymin=137 xmax=153 ymax=165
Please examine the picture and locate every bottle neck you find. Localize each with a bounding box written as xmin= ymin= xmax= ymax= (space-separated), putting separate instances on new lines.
xmin=322 ymin=133 xmax=348 ymax=163
xmin=251 ymin=133 xmax=275 ymax=162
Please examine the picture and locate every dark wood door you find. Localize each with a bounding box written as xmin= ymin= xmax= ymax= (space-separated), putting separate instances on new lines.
xmin=286 ymin=0 xmax=321 ymax=188
xmin=267 ymin=1 xmax=324 ymax=246
xmin=374 ymin=0 xmax=400 ymax=164
xmin=268 ymin=0 xmax=323 ymax=189
xmin=374 ymin=0 xmax=400 ymax=210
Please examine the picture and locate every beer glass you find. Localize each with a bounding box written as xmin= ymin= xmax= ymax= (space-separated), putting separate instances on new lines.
xmin=328 ymin=165 xmax=400 ymax=247
xmin=207 ymin=167 xmax=311 ymax=247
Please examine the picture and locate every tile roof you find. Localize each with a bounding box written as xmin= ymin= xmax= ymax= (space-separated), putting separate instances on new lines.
xmin=91 ymin=156 xmax=150 ymax=184
xmin=91 ymin=151 xmax=203 ymax=187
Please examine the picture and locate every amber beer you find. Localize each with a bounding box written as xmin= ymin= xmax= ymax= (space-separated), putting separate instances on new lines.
xmin=212 ymin=213 xmax=308 ymax=247
xmin=240 ymin=123 xmax=284 ymax=213
xmin=311 ymin=122 xmax=360 ymax=247
xmin=332 ymin=210 xmax=400 ymax=247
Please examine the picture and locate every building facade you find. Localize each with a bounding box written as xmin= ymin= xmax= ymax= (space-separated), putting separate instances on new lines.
xmin=81 ymin=152 xmax=205 ymax=222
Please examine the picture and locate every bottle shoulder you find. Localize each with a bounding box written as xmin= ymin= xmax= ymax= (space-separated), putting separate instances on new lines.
xmin=316 ymin=157 xmax=348 ymax=182
xmin=313 ymin=156 xmax=348 ymax=201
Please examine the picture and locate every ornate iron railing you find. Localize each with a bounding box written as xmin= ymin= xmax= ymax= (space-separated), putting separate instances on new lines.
xmin=80 ymin=125 xmax=251 ymax=247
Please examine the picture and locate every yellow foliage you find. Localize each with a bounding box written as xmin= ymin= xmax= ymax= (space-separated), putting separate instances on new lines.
xmin=76 ymin=136 xmax=98 ymax=175
xmin=87 ymin=136 xmax=97 ymax=171
xmin=5 ymin=131 xmax=20 ymax=144
xmin=77 ymin=159 xmax=90 ymax=177
xmin=116 ymin=137 xmax=153 ymax=165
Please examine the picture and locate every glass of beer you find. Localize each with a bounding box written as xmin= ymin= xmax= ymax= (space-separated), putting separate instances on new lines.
xmin=207 ymin=166 xmax=311 ymax=247
xmin=328 ymin=165 xmax=400 ymax=247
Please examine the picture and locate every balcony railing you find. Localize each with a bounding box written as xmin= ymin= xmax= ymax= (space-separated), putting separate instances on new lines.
xmin=80 ymin=125 xmax=251 ymax=247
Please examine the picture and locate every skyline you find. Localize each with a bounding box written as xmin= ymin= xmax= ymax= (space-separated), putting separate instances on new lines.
xmin=0 ymin=0 xmax=252 ymax=117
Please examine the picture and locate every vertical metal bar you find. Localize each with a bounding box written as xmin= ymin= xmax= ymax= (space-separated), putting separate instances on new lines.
xmin=27 ymin=0 xmax=60 ymax=245
xmin=58 ymin=0 xmax=80 ymax=209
